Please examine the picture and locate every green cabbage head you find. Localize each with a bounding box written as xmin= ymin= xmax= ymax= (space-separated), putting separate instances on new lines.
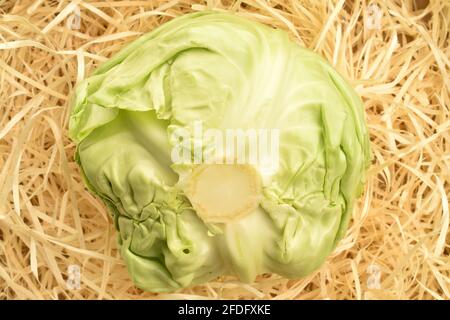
xmin=69 ymin=11 xmax=371 ymax=292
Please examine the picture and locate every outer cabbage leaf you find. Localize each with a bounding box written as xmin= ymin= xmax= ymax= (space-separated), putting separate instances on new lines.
xmin=69 ymin=11 xmax=371 ymax=292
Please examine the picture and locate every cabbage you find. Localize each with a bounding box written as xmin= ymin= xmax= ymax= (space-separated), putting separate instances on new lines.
xmin=69 ymin=11 xmax=371 ymax=292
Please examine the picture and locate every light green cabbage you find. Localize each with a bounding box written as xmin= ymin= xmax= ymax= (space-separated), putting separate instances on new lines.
xmin=69 ymin=11 xmax=371 ymax=292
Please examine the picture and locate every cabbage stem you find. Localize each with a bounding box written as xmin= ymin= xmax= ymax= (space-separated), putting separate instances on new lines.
xmin=185 ymin=164 xmax=262 ymax=223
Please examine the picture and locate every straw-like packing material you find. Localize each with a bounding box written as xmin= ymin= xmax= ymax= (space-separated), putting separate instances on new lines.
xmin=0 ymin=0 xmax=448 ymax=300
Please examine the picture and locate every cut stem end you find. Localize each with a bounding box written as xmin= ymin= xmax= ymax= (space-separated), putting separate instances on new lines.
xmin=185 ymin=164 xmax=262 ymax=223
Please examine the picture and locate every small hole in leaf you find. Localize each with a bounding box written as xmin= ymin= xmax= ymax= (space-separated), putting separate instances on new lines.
xmin=183 ymin=249 xmax=190 ymax=254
